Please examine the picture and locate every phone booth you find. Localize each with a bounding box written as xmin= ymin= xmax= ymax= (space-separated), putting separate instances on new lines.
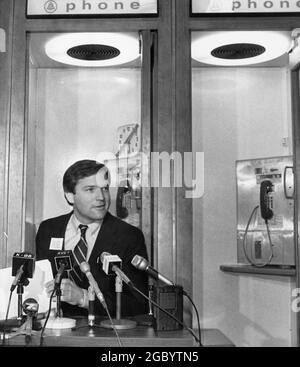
xmin=0 ymin=0 xmax=193 ymax=297
xmin=171 ymin=0 xmax=300 ymax=346
xmin=24 ymin=1 xmax=160 ymax=258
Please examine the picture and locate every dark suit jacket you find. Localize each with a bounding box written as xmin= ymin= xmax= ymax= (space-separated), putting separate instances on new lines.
xmin=36 ymin=211 xmax=149 ymax=317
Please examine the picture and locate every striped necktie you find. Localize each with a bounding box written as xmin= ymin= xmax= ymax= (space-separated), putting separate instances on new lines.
xmin=69 ymin=224 xmax=88 ymax=284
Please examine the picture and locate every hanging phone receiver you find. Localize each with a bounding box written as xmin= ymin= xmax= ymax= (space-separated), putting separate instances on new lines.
xmin=116 ymin=180 xmax=131 ymax=219
xmin=260 ymin=180 xmax=274 ymax=221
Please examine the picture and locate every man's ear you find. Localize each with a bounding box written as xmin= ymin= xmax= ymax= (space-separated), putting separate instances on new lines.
xmin=64 ymin=192 xmax=74 ymax=206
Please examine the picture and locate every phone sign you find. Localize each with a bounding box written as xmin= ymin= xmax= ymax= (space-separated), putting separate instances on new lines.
xmin=27 ymin=0 xmax=158 ymax=16
xmin=192 ymin=0 xmax=300 ymax=13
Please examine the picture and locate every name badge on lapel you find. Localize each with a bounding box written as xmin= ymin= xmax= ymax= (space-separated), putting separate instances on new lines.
xmin=49 ymin=238 xmax=64 ymax=251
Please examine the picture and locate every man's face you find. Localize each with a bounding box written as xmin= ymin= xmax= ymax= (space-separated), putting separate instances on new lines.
xmin=67 ymin=167 xmax=111 ymax=224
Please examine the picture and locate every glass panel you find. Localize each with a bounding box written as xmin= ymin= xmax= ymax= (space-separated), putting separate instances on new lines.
xmin=26 ymin=32 xmax=144 ymax=244
xmin=191 ymin=30 xmax=295 ymax=268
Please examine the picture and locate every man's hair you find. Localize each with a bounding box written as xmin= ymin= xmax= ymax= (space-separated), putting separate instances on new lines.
xmin=63 ymin=160 xmax=105 ymax=194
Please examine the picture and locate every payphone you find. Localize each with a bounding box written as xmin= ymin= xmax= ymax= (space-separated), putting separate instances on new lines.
xmin=236 ymin=156 xmax=294 ymax=267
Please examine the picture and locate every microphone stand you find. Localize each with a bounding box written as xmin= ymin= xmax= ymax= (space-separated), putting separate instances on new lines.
xmin=88 ymin=286 xmax=96 ymax=327
xmin=0 ymin=276 xmax=30 ymax=333
xmin=72 ymin=286 xmax=102 ymax=331
xmin=42 ymin=279 xmax=76 ymax=330
xmin=55 ymin=283 xmax=62 ymax=318
xmin=148 ymin=278 xmax=155 ymax=316
xmin=8 ymin=298 xmax=39 ymax=345
xmin=16 ymin=276 xmax=30 ymax=323
xmin=100 ymin=275 xmax=137 ymax=330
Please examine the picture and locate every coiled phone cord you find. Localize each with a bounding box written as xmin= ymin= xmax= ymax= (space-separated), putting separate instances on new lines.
xmin=242 ymin=205 xmax=274 ymax=267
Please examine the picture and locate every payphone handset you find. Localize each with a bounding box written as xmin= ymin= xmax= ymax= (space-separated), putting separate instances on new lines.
xmin=259 ymin=180 xmax=274 ymax=221
xmin=116 ymin=180 xmax=131 ymax=219
xmin=242 ymin=179 xmax=275 ymax=268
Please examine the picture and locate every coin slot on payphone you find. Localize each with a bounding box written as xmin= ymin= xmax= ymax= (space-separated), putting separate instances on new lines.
xmin=254 ymin=240 xmax=262 ymax=260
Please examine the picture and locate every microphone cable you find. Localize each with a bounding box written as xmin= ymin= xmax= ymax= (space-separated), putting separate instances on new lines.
xmin=131 ymin=255 xmax=202 ymax=345
xmin=130 ymin=284 xmax=203 ymax=347
xmin=1 ymin=290 xmax=13 ymax=346
xmin=39 ymin=287 xmax=123 ymax=347
xmin=101 ymin=303 xmax=123 ymax=347
xmin=183 ymin=290 xmax=202 ymax=347
xmin=39 ymin=287 xmax=56 ymax=346
xmin=79 ymin=261 xmax=123 ymax=347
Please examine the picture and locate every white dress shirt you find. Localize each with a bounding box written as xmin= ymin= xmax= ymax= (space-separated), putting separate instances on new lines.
xmin=64 ymin=214 xmax=102 ymax=260
xmin=64 ymin=214 xmax=102 ymax=309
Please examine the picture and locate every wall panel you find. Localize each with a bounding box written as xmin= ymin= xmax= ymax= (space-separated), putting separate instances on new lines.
xmin=0 ymin=0 xmax=14 ymax=267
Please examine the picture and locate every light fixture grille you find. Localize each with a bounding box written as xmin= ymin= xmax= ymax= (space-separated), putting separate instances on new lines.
xmin=67 ymin=44 xmax=120 ymax=61
xmin=211 ymin=43 xmax=266 ymax=60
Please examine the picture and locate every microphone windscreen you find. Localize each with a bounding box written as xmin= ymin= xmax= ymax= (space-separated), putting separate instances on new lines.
xmin=23 ymin=298 xmax=39 ymax=315
xmin=131 ymin=255 xmax=148 ymax=270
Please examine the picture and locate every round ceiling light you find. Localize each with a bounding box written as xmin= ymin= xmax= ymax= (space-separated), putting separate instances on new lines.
xmin=191 ymin=31 xmax=292 ymax=66
xmin=45 ymin=32 xmax=140 ymax=67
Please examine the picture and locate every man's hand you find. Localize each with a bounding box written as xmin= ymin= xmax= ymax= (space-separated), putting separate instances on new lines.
xmin=45 ymin=279 xmax=84 ymax=306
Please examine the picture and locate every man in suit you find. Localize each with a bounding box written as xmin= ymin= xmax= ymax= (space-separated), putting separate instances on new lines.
xmin=36 ymin=159 xmax=148 ymax=318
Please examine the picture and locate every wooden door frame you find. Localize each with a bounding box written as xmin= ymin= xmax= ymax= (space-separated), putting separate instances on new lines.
xmin=0 ymin=0 xmax=14 ymax=269
xmin=291 ymin=66 xmax=300 ymax=347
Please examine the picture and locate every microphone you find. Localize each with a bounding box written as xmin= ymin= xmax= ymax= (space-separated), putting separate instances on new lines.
xmin=10 ymin=265 xmax=24 ymax=292
xmin=131 ymin=255 xmax=174 ymax=286
xmin=23 ymin=298 xmax=39 ymax=318
xmin=10 ymin=252 xmax=35 ymax=292
xmin=6 ymin=298 xmax=39 ymax=342
xmin=99 ymin=252 xmax=137 ymax=331
xmin=100 ymin=252 xmax=132 ymax=286
xmin=80 ymin=262 xmax=107 ymax=309
xmin=54 ymin=264 xmax=65 ymax=287
xmin=53 ymin=250 xmax=73 ymax=288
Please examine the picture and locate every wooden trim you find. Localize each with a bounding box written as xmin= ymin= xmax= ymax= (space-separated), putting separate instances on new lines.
xmin=140 ymin=30 xmax=153 ymax=263
xmin=24 ymin=18 xmax=159 ymax=31
xmin=174 ymin=0 xmax=193 ymax=327
xmin=291 ymin=69 xmax=300 ymax=347
xmin=6 ymin=0 xmax=27 ymax=261
xmin=0 ymin=0 xmax=14 ymax=267
xmin=151 ymin=32 xmax=158 ymax=269
xmin=189 ymin=16 xmax=300 ymax=30
xmin=155 ymin=0 xmax=174 ymax=278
